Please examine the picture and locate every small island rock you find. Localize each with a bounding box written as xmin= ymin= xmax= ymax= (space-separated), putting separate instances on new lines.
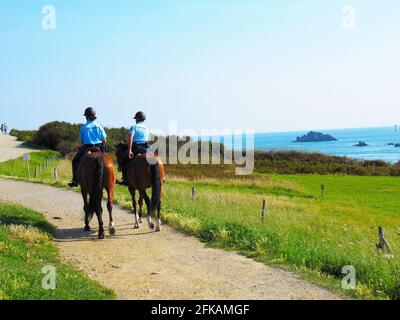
xmin=354 ymin=141 xmax=368 ymax=147
xmin=293 ymin=131 xmax=337 ymax=143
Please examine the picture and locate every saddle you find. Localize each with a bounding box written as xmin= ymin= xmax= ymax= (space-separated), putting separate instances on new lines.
xmin=86 ymin=147 xmax=103 ymax=154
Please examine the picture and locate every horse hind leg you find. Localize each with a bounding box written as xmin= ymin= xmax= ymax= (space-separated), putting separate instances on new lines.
xmin=155 ymin=200 xmax=161 ymax=232
xmin=138 ymin=196 xmax=144 ymax=223
xmin=106 ymin=186 xmax=115 ymax=236
xmin=141 ymin=190 xmax=154 ymax=230
xmin=82 ymin=188 xmax=91 ymax=232
xmin=129 ymin=187 xmax=140 ymax=229
xmin=107 ymin=201 xmax=115 ymax=235
xmin=96 ymin=207 xmax=105 ymax=239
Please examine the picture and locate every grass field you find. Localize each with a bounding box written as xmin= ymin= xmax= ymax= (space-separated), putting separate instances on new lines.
xmin=0 ymin=202 xmax=114 ymax=300
xmin=1 ymin=151 xmax=400 ymax=299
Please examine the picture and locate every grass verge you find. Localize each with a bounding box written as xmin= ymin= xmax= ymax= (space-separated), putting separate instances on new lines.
xmin=0 ymin=202 xmax=114 ymax=300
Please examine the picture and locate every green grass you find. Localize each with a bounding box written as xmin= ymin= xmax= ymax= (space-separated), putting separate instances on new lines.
xmin=0 ymin=151 xmax=59 ymax=180
xmin=2 ymin=151 xmax=400 ymax=299
xmin=111 ymin=174 xmax=400 ymax=299
xmin=0 ymin=202 xmax=114 ymax=300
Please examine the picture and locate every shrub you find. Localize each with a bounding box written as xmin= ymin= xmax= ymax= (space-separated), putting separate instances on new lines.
xmin=9 ymin=129 xmax=38 ymax=145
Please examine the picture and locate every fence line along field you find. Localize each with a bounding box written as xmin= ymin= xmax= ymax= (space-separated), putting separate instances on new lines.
xmin=1 ymin=147 xmax=399 ymax=299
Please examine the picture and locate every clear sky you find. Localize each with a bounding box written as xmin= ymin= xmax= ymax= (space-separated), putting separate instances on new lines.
xmin=1 ymin=0 xmax=399 ymax=133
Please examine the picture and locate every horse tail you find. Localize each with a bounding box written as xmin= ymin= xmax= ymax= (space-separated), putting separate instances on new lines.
xmin=150 ymin=161 xmax=161 ymax=216
xmin=89 ymin=156 xmax=104 ymax=213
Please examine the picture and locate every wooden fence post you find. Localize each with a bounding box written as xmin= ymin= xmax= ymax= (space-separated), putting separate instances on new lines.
xmin=376 ymin=226 xmax=392 ymax=254
xmin=321 ymin=183 xmax=325 ymax=198
xmin=261 ymin=199 xmax=266 ymax=224
xmin=192 ymin=187 xmax=196 ymax=201
xmin=53 ymin=168 xmax=58 ymax=180
xmin=27 ymin=160 xmax=30 ymax=179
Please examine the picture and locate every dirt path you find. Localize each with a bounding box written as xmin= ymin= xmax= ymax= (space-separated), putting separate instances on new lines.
xmin=0 ymin=135 xmax=36 ymax=162
xmin=0 ymin=179 xmax=342 ymax=300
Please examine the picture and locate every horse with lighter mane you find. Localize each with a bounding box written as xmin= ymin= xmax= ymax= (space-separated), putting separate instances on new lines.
xmin=115 ymin=143 xmax=165 ymax=231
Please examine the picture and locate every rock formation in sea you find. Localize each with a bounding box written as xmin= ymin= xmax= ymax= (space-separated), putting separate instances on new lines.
xmin=354 ymin=141 xmax=368 ymax=147
xmin=293 ymin=131 xmax=337 ymax=143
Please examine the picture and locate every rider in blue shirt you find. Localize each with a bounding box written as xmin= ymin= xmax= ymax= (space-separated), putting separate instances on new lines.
xmin=128 ymin=111 xmax=150 ymax=158
xmin=68 ymin=107 xmax=107 ymax=187
xmin=118 ymin=111 xmax=150 ymax=185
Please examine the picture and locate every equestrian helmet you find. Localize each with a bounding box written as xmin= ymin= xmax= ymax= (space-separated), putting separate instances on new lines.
xmin=84 ymin=107 xmax=96 ymax=117
xmin=134 ymin=111 xmax=146 ymax=122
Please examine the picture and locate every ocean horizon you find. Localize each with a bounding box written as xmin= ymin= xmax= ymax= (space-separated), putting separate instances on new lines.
xmin=221 ymin=126 xmax=400 ymax=163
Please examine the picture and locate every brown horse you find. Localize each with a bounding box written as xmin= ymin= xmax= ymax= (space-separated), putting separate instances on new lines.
xmin=77 ymin=148 xmax=116 ymax=239
xmin=116 ymin=143 xmax=164 ymax=231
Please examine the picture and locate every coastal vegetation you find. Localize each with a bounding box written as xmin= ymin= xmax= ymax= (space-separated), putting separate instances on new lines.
xmin=10 ymin=122 xmax=400 ymax=176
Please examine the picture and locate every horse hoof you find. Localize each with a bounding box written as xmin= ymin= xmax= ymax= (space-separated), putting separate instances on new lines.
xmin=98 ymin=233 xmax=105 ymax=239
xmin=84 ymin=226 xmax=91 ymax=232
xmin=149 ymin=222 xmax=155 ymax=230
xmin=155 ymin=227 xmax=161 ymax=232
xmin=139 ymin=219 xmax=143 ymax=224
xmin=109 ymin=227 xmax=116 ymax=236
xmin=134 ymin=224 xmax=139 ymax=229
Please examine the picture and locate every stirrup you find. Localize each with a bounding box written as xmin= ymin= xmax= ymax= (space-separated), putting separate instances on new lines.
xmin=68 ymin=181 xmax=79 ymax=188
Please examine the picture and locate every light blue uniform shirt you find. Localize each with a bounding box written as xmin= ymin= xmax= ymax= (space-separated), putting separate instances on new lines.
xmin=129 ymin=122 xmax=149 ymax=144
xmin=80 ymin=120 xmax=107 ymax=145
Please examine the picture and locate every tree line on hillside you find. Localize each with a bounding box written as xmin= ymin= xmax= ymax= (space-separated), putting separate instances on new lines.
xmin=9 ymin=121 xmax=224 ymax=158
xmin=10 ymin=122 xmax=128 ymax=155
xmin=10 ymin=121 xmax=400 ymax=176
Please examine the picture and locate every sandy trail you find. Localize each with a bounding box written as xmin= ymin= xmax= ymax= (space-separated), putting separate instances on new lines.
xmin=0 ymin=135 xmax=36 ymax=162
xmin=0 ymin=137 xmax=342 ymax=300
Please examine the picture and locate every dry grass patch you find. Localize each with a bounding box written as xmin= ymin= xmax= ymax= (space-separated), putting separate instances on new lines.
xmin=7 ymin=224 xmax=49 ymax=244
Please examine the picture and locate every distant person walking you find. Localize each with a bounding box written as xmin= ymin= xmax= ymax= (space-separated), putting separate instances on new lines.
xmin=3 ymin=123 xmax=8 ymax=135
xmin=0 ymin=124 xmax=3 ymax=135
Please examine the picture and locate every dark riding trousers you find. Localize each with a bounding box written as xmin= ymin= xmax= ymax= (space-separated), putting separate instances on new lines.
xmin=132 ymin=142 xmax=150 ymax=155
xmin=121 ymin=142 xmax=150 ymax=182
xmin=72 ymin=143 xmax=104 ymax=181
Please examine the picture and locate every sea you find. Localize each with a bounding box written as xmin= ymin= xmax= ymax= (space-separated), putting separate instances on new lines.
xmin=221 ymin=127 xmax=400 ymax=163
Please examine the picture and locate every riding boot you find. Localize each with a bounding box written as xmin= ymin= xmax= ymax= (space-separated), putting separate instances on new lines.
xmin=69 ymin=166 xmax=79 ymax=187
xmin=69 ymin=145 xmax=87 ymax=187
xmin=69 ymin=164 xmax=79 ymax=187
xmin=121 ymin=165 xmax=129 ymax=185
xmin=116 ymin=166 xmax=129 ymax=186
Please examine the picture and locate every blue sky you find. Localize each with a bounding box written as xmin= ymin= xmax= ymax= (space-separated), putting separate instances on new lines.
xmin=1 ymin=0 xmax=399 ymax=133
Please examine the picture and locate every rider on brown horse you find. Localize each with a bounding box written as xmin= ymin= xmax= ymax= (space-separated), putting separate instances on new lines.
xmin=118 ymin=111 xmax=150 ymax=185
xmin=69 ymin=107 xmax=108 ymax=187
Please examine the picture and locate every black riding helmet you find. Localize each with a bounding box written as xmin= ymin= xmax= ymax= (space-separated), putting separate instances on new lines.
xmin=84 ymin=107 xmax=97 ymax=118
xmin=134 ymin=111 xmax=146 ymax=122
